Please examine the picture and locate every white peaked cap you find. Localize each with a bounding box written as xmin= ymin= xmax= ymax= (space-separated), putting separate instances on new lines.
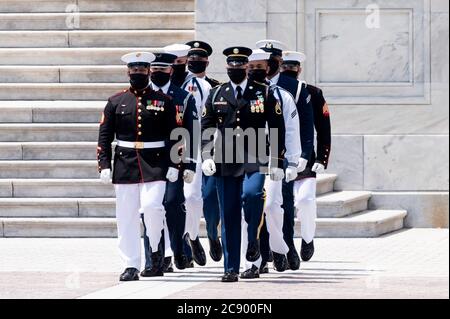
xmin=121 ymin=51 xmax=155 ymax=65
xmin=282 ymin=51 xmax=306 ymax=63
xmin=255 ymin=39 xmax=287 ymax=51
xmin=249 ymin=49 xmax=271 ymax=62
xmin=163 ymin=44 xmax=191 ymax=58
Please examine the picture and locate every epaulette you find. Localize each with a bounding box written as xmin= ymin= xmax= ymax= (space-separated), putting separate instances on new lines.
xmin=111 ymin=88 xmax=128 ymax=98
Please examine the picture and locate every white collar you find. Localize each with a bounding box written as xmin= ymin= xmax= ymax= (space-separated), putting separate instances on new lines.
xmin=230 ymin=78 xmax=248 ymax=97
xmin=151 ymin=80 xmax=171 ymax=94
xmin=269 ymin=72 xmax=280 ymax=85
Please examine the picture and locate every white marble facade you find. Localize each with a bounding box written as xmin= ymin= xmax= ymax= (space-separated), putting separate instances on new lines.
xmin=195 ymin=0 xmax=449 ymax=227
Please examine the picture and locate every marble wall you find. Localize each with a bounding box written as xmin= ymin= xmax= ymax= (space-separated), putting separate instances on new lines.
xmin=195 ymin=0 xmax=449 ymax=227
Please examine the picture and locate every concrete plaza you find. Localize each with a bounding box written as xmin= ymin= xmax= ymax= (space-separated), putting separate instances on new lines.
xmin=0 ymin=228 xmax=447 ymax=299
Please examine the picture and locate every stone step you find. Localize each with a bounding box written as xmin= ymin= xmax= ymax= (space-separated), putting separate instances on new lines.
xmin=0 ymin=142 xmax=98 ymax=160
xmin=0 ymin=66 xmax=129 ymax=83
xmin=0 ymin=160 xmax=98 ymax=178
xmin=0 ymin=210 xmax=407 ymax=238
xmin=0 ymin=124 xmax=99 ymax=142
xmin=0 ymin=179 xmax=115 ymax=198
xmin=313 ymin=210 xmax=408 ymax=238
xmin=316 ymin=191 xmax=372 ymax=218
xmin=0 ymin=101 xmax=103 ymax=123
xmin=0 ymin=30 xmax=194 ymax=48
xmin=0 ymin=175 xmax=336 ymax=198
xmin=0 ymin=191 xmax=369 ymax=218
xmin=0 ymin=0 xmax=194 ymax=13
xmin=0 ymin=48 xmax=160 ymax=65
xmin=0 ymin=12 xmax=194 ymax=30
xmin=0 ymin=83 xmax=126 ymax=100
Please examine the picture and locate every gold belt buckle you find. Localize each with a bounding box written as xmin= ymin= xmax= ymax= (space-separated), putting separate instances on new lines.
xmin=134 ymin=141 xmax=144 ymax=149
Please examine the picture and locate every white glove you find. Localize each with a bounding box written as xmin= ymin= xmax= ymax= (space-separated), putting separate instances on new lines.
xmin=297 ymin=158 xmax=308 ymax=173
xmin=202 ymin=159 xmax=216 ymax=176
xmin=269 ymin=167 xmax=285 ymax=182
xmin=100 ymin=169 xmax=111 ymax=184
xmin=312 ymin=162 xmax=325 ymax=173
xmin=183 ymin=169 xmax=195 ymax=184
xmin=285 ymin=166 xmax=298 ymax=183
xmin=166 ymin=167 xmax=179 ymax=183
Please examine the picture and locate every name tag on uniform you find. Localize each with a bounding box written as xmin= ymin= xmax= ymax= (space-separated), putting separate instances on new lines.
xmin=214 ymin=102 xmax=228 ymax=105
xmin=147 ymin=100 xmax=165 ymax=112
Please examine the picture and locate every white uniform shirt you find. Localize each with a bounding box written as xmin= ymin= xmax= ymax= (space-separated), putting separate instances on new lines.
xmin=270 ymin=82 xmax=302 ymax=166
xmin=182 ymin=72 xmax=212 ymax=117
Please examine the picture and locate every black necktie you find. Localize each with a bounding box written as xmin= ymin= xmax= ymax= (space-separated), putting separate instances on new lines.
xmin=236 ymin=86 xmax=243 ymax=100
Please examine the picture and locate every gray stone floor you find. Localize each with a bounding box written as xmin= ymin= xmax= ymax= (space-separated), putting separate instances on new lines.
xmin=0 ymin=229 xmax=448 ymax=299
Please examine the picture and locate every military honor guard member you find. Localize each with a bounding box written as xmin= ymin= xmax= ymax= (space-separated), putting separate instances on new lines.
xmin=256 ymin=39 xmax=315 ymax=270
xmin=201 ymin=46 xmax=286 ymax=282
xmin=164 ymin=43 xmax=191 ymax=88
xmin=280 ymin=51 xmax=332 ymax=261
xmin=97 ymin=52 xmax=180 ymax=281
xmin=139 ymin=52 xmax=200 ymax=275
xmin=185 ymin=40 xmax=223 ymax=263
xmin=240 ymin=49 xmax=302 ymax=279
xmin=179 ymin=41 xmax=214 ymax=267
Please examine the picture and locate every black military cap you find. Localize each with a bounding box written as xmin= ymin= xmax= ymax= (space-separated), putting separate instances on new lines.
xmin=186 ymin=40 xmax=213 ymax=57
xmin=222 ymin=46 xmax=253 ymax=66
xmin=151 ymin=52 xmax=177 ymax=67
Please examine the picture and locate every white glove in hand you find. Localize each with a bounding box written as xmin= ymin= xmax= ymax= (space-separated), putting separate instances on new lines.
xmin=312 ymin=162 xmax=325 ymax=173
xmin=285 ymin=166 xmax=298 ymax=183
xmin=183 ymin=169 xmax=195 ymax=184
xmin=269 ymin=167 xmax=285 ymax=182
xmin=166 ymin=167 xmax=179 ymax=183
xmin=202 ymin=159 xmax=216 ymax=176
xmin=297 ymin=158 xmax=308 ymax=173
xmin=100 ymin=169 xmax=111 ymax=184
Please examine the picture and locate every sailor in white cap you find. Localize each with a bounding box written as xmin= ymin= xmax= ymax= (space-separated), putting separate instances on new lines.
xmin=98 ymin=51 xmax=180 ymax=281
xmin=256 ymin=39 xmax=315 ymax=271
xmin=281 ymin=51 xmax=332 ymax=262
xmin=240 ymin=49 xmax=302 ymax=279
xmin=164 ymin=44 xmax=191 ymax=87
xmin=280 ymin=51 xmax=306 ymax=80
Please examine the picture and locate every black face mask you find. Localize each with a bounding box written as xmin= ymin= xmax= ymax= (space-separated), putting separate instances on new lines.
xmin=267 ymin=58 xmax=280 ymax=77
xmin=227 ymin=68 xmax=247 ymax=84
xmin=151 ymin=71 xmax=171 ymax=88
xmin=282 ymin=70 xmax=299 ymax=80
xmin=172 ymin=64 xmax=186 ymax=78
xmin=248 ymin=69 xmax=267 ymax=83
xmin=129 ymin=73 xmax=149 ymax=90
xmin=188 ymin=61 xmax=208 ymax=74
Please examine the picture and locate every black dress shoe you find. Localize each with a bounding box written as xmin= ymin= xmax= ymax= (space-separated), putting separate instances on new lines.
xmin=287 ymin=245 xmax=301 ymax=270
xmin=246 ymin=240 xmax=260 ymax=262
xmin=259 ymin=262 xmax=269 ymax=274
xmin=208 ymin=237 xmax=223 ymax=262
xmin=221 ymin=272 xmax=239 ymax=283
xmin=300 ymin=239 xmax=315 ymax=261
xmin=120 ymin=268 xmax=139 ymax=281
xmin=140 ymin=267 xmax=164 ymax=277
xmin=174 ymin=254 xmax=188 ymax=270
xmin=185 ymin=234 xmax=207 ymax=266
xmin=240 ymin=265 xmax=260 ymax=279
xmin=185 ymin=257 xmax=195 ymax=268
xmin=272 ymin=252 xmax=288 ymax=272
xmin=140 ymin=251 xmax=164 ymax=277
xmin=163 ymin=256 xmax=174 ymax=273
